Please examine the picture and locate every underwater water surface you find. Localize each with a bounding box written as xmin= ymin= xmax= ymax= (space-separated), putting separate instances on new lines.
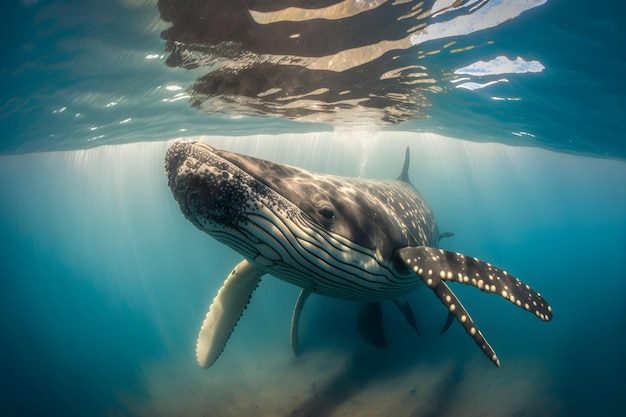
xmin=1 ymin=1 xmax=625 ymax=417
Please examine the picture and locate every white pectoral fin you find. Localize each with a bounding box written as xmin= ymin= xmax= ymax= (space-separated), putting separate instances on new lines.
xmin=196 ymin=259 xmax=265 ymax=369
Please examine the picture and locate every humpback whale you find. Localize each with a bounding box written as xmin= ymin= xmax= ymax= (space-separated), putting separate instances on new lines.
xmin=165 ymin=142 xmax=552 ymax=369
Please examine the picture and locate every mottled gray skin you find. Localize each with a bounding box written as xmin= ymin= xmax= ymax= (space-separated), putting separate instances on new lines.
xmin=165 ymin=141 xmax=552 ymax=367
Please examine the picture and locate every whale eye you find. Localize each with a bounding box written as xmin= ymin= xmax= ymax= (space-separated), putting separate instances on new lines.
xmin=315 ymin=201 xmax=335 ymax=223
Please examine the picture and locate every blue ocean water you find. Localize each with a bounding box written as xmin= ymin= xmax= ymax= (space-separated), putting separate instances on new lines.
xmin=1 ymin=1 xmax=625 ymax=417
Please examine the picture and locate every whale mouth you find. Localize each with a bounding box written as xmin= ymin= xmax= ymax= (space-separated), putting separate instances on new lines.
xmin=165 ymin=142 xmax=212 ymax=193
xmin=165 ymin=142 xmax=254 ymax=232
xmin=165 ymin=142 xmax=200 ymax=224
xmin=164 ymin=142 xmax=190 ymax=184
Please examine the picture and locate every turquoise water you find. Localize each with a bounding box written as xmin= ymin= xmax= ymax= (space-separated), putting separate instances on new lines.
xmin=1 ymin=1 xmax=625 ymax=417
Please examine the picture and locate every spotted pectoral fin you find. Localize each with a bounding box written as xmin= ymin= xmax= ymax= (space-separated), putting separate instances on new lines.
xmin=400 ymin=247 xmax=552 ymax=321
xmin=290 ymin=288 xmax=312 ymax=356
xmin=436 ymin=280 xmax=502 ymax=366
xmin=196 ymin=259 xmax=265 ymax=369
xmin=398 ymin=246 xmax=553 ymax=367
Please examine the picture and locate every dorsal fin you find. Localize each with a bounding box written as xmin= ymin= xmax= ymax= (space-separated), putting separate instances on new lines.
xmin=397 ymin=147 xmax=412 ymax=184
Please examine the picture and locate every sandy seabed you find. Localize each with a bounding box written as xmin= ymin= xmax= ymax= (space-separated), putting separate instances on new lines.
xmin=119 ymin=345 xmax=562 ymax=417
